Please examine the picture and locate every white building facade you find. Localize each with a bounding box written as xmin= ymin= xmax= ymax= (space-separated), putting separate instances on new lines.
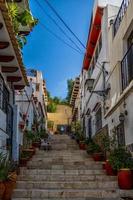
xmin=0 ymin=1 xmax=28 ymax=159
xmin=81 ymin=0 xmax=123 ymax=139
xmin=15 ymin=69 xmax=47 ymax=160
xmin=105 ymin=0 xmax=133 ymax=150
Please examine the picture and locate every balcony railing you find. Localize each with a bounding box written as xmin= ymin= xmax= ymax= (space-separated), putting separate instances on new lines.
xmin=114 ymin=0 xmax=130 ymax=36
xmin=121 ymin=43 xmax=133 ymax=90
xmin=0 ymin=87 xmax=13 ymax=137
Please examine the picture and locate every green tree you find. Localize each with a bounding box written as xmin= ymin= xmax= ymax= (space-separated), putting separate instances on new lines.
xmin=47 ymin=102 xmax=57 ymax=113
xmin=66 ymin=79 xmax=74 ymax=103
xmin=53 ymin=96 xmax=61 ymax=104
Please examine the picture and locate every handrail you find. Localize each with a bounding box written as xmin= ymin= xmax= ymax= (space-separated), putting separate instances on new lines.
xmin=114 ymin=0 xmax=130 ymax=36
xmin=121 ymin=43 xmax=133 ymax=63
xmin=121 ymin=43 xmax=133 ymax=90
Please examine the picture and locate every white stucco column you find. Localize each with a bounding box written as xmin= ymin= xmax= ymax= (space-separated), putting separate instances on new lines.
xmin=12 ymin=105 xmax=20 ymax=162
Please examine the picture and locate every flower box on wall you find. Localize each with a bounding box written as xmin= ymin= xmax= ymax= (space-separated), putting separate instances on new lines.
xmin=22 ymin=113 xmax=27 ymax=120
xmin=19 ymin=122 xmax=25 ymax=130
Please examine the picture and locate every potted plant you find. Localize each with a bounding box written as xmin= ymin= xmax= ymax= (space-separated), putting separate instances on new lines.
xmin=101 ymin=133 xmax=118 ymax=171
xmin=92 ymin=143 xmax=103 ymax=161
xmin=19 ymin=121 xmax=25 ymax=130
xmin=109 ymin=147 xmax=133 ymax=189
xmin=78 ymin=133 xmax=86 ymax=150
xmin=22 ymin=113 xmax=27 ymax=120
xmin=0 ymin=153 xmax=6 ymax=199
xmin=99 ymin=134 xmax=111 ymax=169
xmin=104 ymin=160 xmax=117 ymax=176
xmin=32 ymin=133 xmax=41 ymax=148
xmin=20 ymin=151 xmax=31 ymax=167
xmin=3 ymin=162 xmax=17 ymax=200
xmin=0 ymin=154 xmax=17 ymax=200
xmin=87 ymin=142 xmax=103 ymax=161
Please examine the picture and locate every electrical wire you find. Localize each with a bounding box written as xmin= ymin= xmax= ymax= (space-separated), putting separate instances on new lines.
xmin=43 ymin=0 xmax=86 ymax=49
xmin=35 ymin=0 xmax=84 ymax=54
xmin=38 ymin=20 xmax=84 ymax=55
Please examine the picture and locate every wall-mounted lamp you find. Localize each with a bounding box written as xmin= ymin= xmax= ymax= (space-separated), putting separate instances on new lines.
xmin=85 ymin=78 xmax=110 ymax=97
xmin=119 ymin=113 xmax=125 ymax=122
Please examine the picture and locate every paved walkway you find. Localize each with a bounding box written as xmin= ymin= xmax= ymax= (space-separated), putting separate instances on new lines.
xmin=12 ymin=134 xmax=133 ymax=199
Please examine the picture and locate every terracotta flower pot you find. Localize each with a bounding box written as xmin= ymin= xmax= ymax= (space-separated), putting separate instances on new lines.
xmin=29 ymin=147 xmax=36 ymax=156
xmin=19 ymin=122 xmax=25 ymax=130
xmin=79 ymin=142 xmax=86 ymax=150
xmin=3 ymin=180 xmax=16 ymax=200
xmin=19 ymin=158 xmax=28 ymax=167
xmin=118 ymin=169 xmax=133 ymax=189
xmin=92 ymin=153 xmax=103 ymax=161
xmin=102 ymin=162 xmax=106 ymax=169
xmin=32 ymin=142 xmax=40 ymax=148
xmin=22 ymin=113 xmax=27 ymax=120
xmin=105 ymin=160 xmax=117 ymax=176
xmin=76 ymin=139 xmax=79 ymax=144
xmin=0 ymin=181 xmax=5 ymax=199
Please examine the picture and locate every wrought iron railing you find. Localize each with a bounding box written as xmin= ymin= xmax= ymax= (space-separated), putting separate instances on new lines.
xmin=6 ymin=104 xmax=13 ymax=138
xmin=0 ymin=87 xmax=13 ymax=137
xmin=114 ymin=0 xmax=130 ymax=36
xmin=121 ymin=43 xmax=133 ymax=90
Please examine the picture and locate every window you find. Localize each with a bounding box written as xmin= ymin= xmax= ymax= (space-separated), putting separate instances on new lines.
xmin=36 ymin=83 xmax=40 ymax=91
xmin=95 ymin=107 xmax=102 ymax=132
xmin=0 ymin=75 xmax=3 ymax=108
xmin=88 ymin=117 xmax=92 ymax=138
xmin=117 ymin=123 xmax=125 ymax=146
xmin=3 ymin=85 xmax=9 ymax=113
xmin=0 ymin=74 xmax=9 ymax=113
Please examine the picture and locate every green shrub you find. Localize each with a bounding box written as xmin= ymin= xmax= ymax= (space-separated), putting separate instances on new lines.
xmin=109 ymin=147 xmax=133 ymax=170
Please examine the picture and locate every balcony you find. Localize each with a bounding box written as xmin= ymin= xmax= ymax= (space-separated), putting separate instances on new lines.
xmin=114 ymin=0 xmax=131 ymax=36
xmin=121 ymin=43 xmax=133 ymax=91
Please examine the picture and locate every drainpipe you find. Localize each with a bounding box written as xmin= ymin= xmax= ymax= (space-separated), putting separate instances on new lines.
xmin=102 ymin=62 xmax=107 ymax=115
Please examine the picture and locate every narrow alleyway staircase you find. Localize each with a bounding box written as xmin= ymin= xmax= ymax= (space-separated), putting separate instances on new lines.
xmin=12 ymin=134 xmax=133 ymax=200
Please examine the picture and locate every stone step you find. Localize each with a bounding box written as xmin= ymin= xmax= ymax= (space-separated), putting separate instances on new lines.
xmin=12 ymin=198 xmax=122 ymax=200
xmin=50 ymin=141 xmax=77 ymax=144
xmin=30 ymin=157 xmax=94 ymax=161
xmin=16 ymin=180 xmax=118 ymax=189
xmin=35 ymin=150 xmax=87 ymax=154
xmin=26 ymin=164 xmax=102 ymax=170
xmin=12 ymin=188 xmax=121 ymax=198
xmin=18 ymin=174 xmax=116 ymax=182
xmin=51 ymin=147 xmax=79 ymax=150
xmin=20 ymin=169 xmax=105 ymax=175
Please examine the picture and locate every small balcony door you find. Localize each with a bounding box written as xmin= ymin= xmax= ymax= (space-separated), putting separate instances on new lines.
xmin=88 ymin=117 xmax=92 ymax=139
xmin=117 ymin=123 xmax=125 ymax=146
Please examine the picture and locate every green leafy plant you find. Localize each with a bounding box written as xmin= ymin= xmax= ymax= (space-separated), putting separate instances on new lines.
xmin=78 ymin=132 xmax=85 ymax=142
xmin=8 ymin=2 xmax=19 ymax=32
xmin=20 ymin=151 xmax=31 ymax=159
xmin=7 ymin=2 xmax=38 ymax=48
xmin=87 ymin=142 xmax=101 ymax=154
xmin=85 ymin=137 xmax=93 ymax=145
xmin=0 ymin=153 xmax=13 ymax=181
xmin=17 ymin=10 xmax=38 ymax=27
xmin=47 ymin=102 xmax=57 ymax=113
xmin=47 ymin=120 xmax=54 ymax=129
xmin=108 ymin=147 xmax=133 ymax=170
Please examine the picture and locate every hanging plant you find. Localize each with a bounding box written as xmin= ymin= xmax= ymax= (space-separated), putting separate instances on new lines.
xmin=16 ymin=35 xmax=27 ymax=49
xmin=7 ymin=3 xmax=38 ymax=49
xmin=17 ymin=10 xmax=38 ymax=28
xmin=8 ymin=2 xmax=19 ymax=33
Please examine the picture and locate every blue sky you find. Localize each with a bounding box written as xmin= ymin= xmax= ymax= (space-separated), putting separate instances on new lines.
xmin=23 ymin=0 xmax=93 ymax=98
